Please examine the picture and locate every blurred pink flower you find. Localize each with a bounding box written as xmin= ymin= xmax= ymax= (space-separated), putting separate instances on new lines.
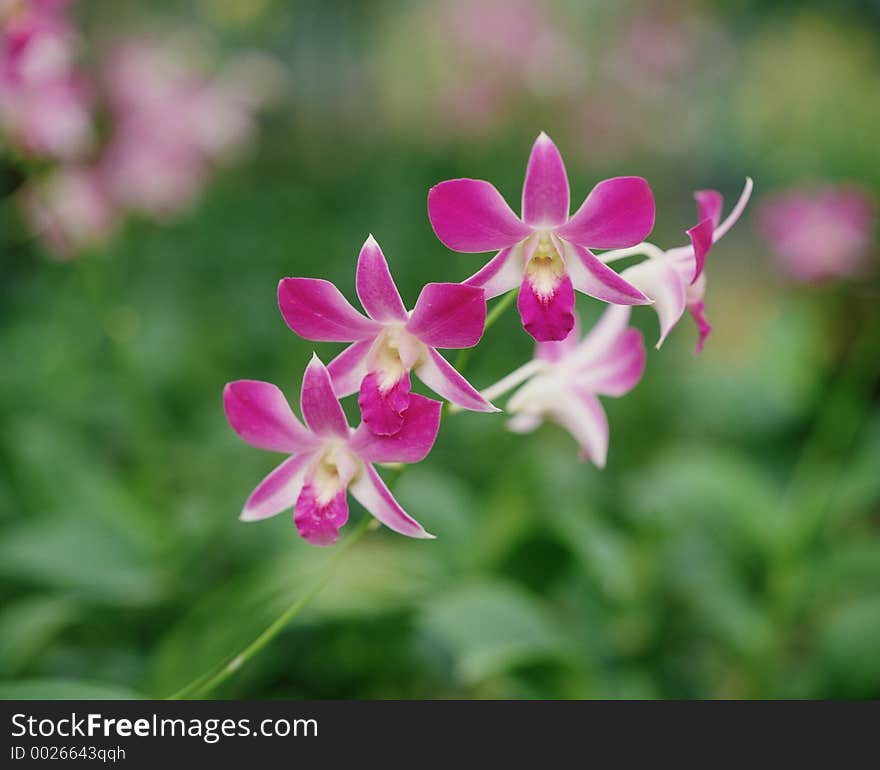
xmin=499 ymin=305 xmax=646 ymax=467
xmin=758 ymin=185 xmax=875 ymax=282
xmin=100 ymin=39 xmax=263 ymax=220
xmin=0 ymin=0 xmax=92 ymax=158
xmin=20 ymin=165 xmax=115 ymax=258
xmin=224 ymin=356 xmax=441 ymax=545
xmin=278 ymin=235 xmax=496 ymax=436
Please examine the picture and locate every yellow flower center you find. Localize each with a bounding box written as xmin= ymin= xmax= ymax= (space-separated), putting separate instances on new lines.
xmin=524 ymin=232 xmax=565 ymax=299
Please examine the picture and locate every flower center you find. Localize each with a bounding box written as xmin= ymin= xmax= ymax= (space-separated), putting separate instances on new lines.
xmin=525 ymin=232 xmax=565 ymax=299
xmin=368 ymin=325 xmax=424 ymax=391
xmin=311 ymin=443 xmax=357 ymax=505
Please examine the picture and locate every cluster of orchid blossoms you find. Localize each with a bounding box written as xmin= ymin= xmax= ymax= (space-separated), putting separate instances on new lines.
xmin=224 ymin=132 xmax=752 ymax=546
xmin=0 ymin=0 xmax=273 ymax=257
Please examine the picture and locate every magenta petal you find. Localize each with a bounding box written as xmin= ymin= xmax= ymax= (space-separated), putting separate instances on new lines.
xmin=521 ymin=132 xmax=569 ymax=227
xmin=327 ymin=340 xmax=372 ymax=397
xmin=349 ymin=393 xmax=441 ymax=464
xmin=622 ymin=260 xmax=686 ymax=348
xmin=518 ymin=273 xmax=575 ymax=342
xmin=242 ymin=454 xmax=311 ymax=522
xmin=358 ymin=370 xmax=412 ymax=437
xmin=294 ymin=485 xmax=349 ymax=546
xmin=687 ymin=299 xmax=712 ymax=354
xmin=407 ymin=282 xmax=487 ymax=349
xmin=695 ymin=189 xmax=723 ymax=229
xmin=464 ymin=245 xmax=524 ymax=300
xmin=557 ymin=176 xmax=655 ymax=249
xmin=278 ymin=277 xmax=380 ymax=342
xmin=427 ymin=178 xmax=532 ymax=253
xmin=687 ymin=218 xmax=715 ymax=283
xmin=300 ymin=355 xmax=350 ymax=438
xmin=356 ymin=235 xmax=407 ymax=323
xmin=416 ymin=347 xmax=498 ymax=412
xmin=224 ymin=380 xmax=316 ymax=453
xmin=571 ymin=309 xmax=646 ymax=397
xmin=535 ymin=317 xmax=582 ymax=363
xmin=350 ymin=464 xmax=433 ymax=539
xmin=564 ymin=241 xmax=650 ymax=305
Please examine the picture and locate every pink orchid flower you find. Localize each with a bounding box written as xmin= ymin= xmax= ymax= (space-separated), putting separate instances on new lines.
xmin=605 ymin=178 xmax=753 ymax=353
xmin=490 ymin=305 xmax=645 ymax=467
xmin=427 ymin=132 xmax=655 ymax=343
xmin=224 ymin=355 xmax=441 ymax=546
xmin=278 ymin=235 xmax=498 ymax=437
xmin=758 ymin=184 xmax=875 ymax=283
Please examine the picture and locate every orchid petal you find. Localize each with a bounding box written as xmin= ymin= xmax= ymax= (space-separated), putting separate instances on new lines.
xmin=223 ymin=380 xmax=316 ymax=453
xmin=507 ymin=413 xmax=542 ymax=434
xmin=327 ymin=340 xmax=372 ymax=397
xmin=695 ymin=189 xmax=723 ymax=229
xmin=522 ymin=132 xmax=569 ymax=227
xmin=278 ymin=277 xmax=380 ymax=342
xmin=416 ymin=347 xmax=498 ymax=412
xmin=686 ymin=273 xmax=712 ymax=353
xmin=566 ymin=304 xmax=630 ymax=366
xmin=241 ymin=454 xmax=311 ymax=522
xmin=622 ymin=260 xmax=686 ymax=348
xmin=535 ymin=316 xmax=582 ymax=363
xmin=355 ymin=235 xmax=407 ymax=323
xmin=300 ymin=354 xmax=350 ymax=438
xmin=407 ymin=282 xmax=487 ymax=349
xmin=556 ymin=176 xmax=655 ymax=249
xmin=552 ymin=307 xmax=645 ymax=396
xmin=358 ymin=370 xmax=412 ymax=437
xmin=350 ymin=464 xmax=433 ymax=539
xmin=427 ymin=178 xmax=532 ymax=252
xmin=687 ymin=217 xmax=715 ymax=283
xmin=551 ymin=389 xmax=610 ymax=467
xmin=563 ymin=241 xmax=650 ymax=305
xmin=349 ymin=393 xmax=441 ymax=463
xmin=464 ymin=245 xmax=524 ymax=299
xmin=517 ymin=272 xmax=575 ymax=342
xmin=573 ymin=328 xmax=645 ymax=397
xmin=713 ymin=177 xmax=753 ymax=242
xmin=294 ymin=485 xmax=349 ymax=546
xmin=687 ymin=298 xmax=712 ymax=354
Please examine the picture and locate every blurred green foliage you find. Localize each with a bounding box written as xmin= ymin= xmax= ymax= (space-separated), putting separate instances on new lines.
xmin=1 ymin=0 xmax=878 ymax=699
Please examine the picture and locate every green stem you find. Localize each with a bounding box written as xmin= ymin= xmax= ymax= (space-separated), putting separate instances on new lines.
xmin=167 ymin=516 xmax=375 ymax=700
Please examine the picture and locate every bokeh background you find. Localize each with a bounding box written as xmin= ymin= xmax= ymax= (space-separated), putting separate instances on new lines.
xmin=1 ymin=0 xmax=878 ymax=699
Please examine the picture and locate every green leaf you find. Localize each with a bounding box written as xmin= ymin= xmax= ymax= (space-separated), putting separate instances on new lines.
xmin=0 ymin=596 xmax=79 ymax=676
xmin=0 ymin=516 xmax=162 ymax=606
xmin=815 ymin=597 xmax=880 ymax=697
xmin=419 ymin=581 xmax=570 ymax=684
